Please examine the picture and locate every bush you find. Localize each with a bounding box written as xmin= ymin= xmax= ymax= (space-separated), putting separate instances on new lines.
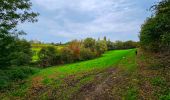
xmin=11 ymin=39 xmax=32 ymax=66
xmin=160 ymin=93 xmax=170 ymax=100
xmin=60 ymin=47 xmax=74 ymax=63
xmin=95 ymin=40 xmax=108 ymax=55
xmin=0 ymin=38 xmax=32 ymax=67
xmin=0 ymin=70 xmax=9 ymax=89
xmin=83 ymin=38 xmax=96 ymax=51
xmin=38 ymin=46 xmax=58 ymax=67
xmin=10 ymin=52 xmax=32 ymax=66
xmin=106 ymin=40 xmax=115 ymax=50
xmin=68 ymin=40 xmax=81 ymax=61
xmin=151 ymin=77 xmax=166 ymax=87
xmin=0 ymin=67 xmax=39 ymax=90
xmin=124 ymin=87 xmax=138 ymax=100
xmin=80 ymin=48 xmax=96 ymax=61
xmin=139 ymin=0 xmax=170 ymax=52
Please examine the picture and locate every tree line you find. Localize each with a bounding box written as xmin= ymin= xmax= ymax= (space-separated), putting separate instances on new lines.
xmin=139 ymin=0 xmax=170 ymax=70
xmin=140 ymin=0 xmax=170 ymax=52
xmin=37 ymin=38 xmax=138 ymax=67
xmin=0 ymin=0 xmax=138 ymax=68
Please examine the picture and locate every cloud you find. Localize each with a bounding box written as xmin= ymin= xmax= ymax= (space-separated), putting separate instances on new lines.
xmin=19 ymin=0 xmax=158 ymax=42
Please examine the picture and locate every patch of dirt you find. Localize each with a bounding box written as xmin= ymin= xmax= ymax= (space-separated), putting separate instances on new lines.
xmin=26 ymin=76 xmax=49 ymax=99
xmin=136 ymin=49 xmax=167 ymax=100
xmin=71 ymin=67 xmax=132 ymax=100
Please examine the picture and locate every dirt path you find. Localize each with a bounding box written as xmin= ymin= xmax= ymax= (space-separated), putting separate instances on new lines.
xmin=72 ymin=67 xmax=131 ymax=100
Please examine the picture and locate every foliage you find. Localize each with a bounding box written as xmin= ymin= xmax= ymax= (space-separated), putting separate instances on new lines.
xmin=95 ymin=40 xmax=108 ymax=55
xmin=33 ymin=38 xmax=137 ymax=67
xmin=0 ymin=0 xmax=38 ymax=67
xmin=140 ymin=0 xmax=170 ymax=52
xmin=80 ymin=48 xmax=95 ymax=61
xmin=0 ymin=35 xmax=15 ymax=67
xmin=124 ymin=41 xmax=138 ymax=49
xmin=0 ymin=0 xmax=38 ymax=34
xmin=124 ymin=87 xmax=138 ymax=100
xmin=160 ymin=93 xmax=170 ymax=100
xmin=1 ymin=49 xmax=136 ymax=99
xmin=106 ymin=40 xmax=115 ymax=50
xmin=10 ymin=39 xmax=32 ymax=66
xmin=0 ymin=66 xmax=39 ymax=89
xmin=0 ymin=39 xmax=32 ymax=67
xmin=83 ymin=38 xmax=96 ymax=51
xmin=112 ymin=41 xmax=137 ymax=50
xmin=68 ymin=40 xmax=81 ymax=61
xmin=60 ymin=47 xmax=74 ymax=64
xmin=151 ymin=77 xmax=166 ymax=87
xmin=38 ymin=46 xmax=58 ymax=67
xmin=35 ymin=38 xmax=110 ymax=67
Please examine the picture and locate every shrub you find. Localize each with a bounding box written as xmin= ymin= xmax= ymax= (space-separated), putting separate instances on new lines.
xmin=106 ymin=40 xmax=115 ymax=50
xmin=0 ymin=0 xmax=38 ymax=68
xmin=151 ymin=77 xmax=166 ymax=87
xmin=60 ymin=47 xmax=74 ymax=63
xmin=0 ymin=70 xmax=9 ymax=89
xmin=124 ymin=87 xmax=138 ymax=100
xmin=0 ymin=67 xmax=39 ymax=89
xmin=7 ymin=67 xmax=39 ymax=80
xmin=68 ymin=40 xmax=81 ymax=61
xmin=38 ymin=46 xmax=58 ymax=67
xmin=95 ymin=40 xmax=108 ymax=55
xmin=160 ymin=93 xmax=170 ymax=100
xmin=83 ymin=38 xmax=96 ymax=51
xmin=139 ymin=0 xmax=170 ymax=52
xmin=113 ymin=41 xmax=124 ymax=50
xmin=80 ymin=48 xmax=96 ymax=61
xmin=0 ymin=39 xmax=32 ymax=67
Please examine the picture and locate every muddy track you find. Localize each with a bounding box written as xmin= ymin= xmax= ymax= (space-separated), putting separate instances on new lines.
xmin=71 ymin=67 xmax=130 ymax=100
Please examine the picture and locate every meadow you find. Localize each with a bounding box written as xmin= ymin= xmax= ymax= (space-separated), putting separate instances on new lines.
xmin=1 ymin=49 xmax=137 ymax=99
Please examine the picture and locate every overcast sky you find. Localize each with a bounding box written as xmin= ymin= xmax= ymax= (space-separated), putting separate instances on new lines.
xmin=19 ymin=0 xmax=158 ymax=43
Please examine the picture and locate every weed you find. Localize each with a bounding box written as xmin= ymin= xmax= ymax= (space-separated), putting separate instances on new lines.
xmin=124 ymin=87 xmax=138 ymax=100
xmin=151 ymin=77 xmax=166 ymax=87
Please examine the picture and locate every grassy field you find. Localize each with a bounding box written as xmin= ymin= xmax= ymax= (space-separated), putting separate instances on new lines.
xmin=1 ymin=49 xmax=137 ymax=99
xmin=31 ymin=44 xmax=65 ymax=61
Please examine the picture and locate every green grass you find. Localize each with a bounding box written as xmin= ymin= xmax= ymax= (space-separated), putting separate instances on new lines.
xmin=118 ymin=49 xmax=137 ymax=72
xmin=31 ymin=44 xmax=65 ymax=61
xmin=32 ymin=48 xmax=41 ymax=61
xmin=124 ymin=87 xmax=138 ymax=100
xmin=1 ymin=49 xmax=137 ymax=99
xmin=35 ymin=49 xmax=136 ymax=78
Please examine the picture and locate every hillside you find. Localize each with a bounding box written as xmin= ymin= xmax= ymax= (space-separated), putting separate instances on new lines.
xmin=1 ymin=49 xmax=138 ymax=99
xmin=1 ymin=0 xmax=169 ymax=100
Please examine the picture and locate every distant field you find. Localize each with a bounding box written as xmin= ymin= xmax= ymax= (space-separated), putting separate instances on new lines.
xmin=31 ymin=44 xmax=65 ymax=61
xmin=2 ymin=49 xmax=137 ymax=99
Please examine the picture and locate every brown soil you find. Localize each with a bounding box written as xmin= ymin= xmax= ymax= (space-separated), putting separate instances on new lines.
xmin=71 ymin=67 xmax=133 ymax=100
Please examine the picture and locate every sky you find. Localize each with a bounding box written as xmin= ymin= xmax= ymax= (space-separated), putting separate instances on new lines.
xmin=19 ymin=0 xmax=159 ymax=43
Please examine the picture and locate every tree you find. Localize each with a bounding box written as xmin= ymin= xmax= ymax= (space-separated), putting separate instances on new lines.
xmin=0 ymin=0 xmax=38 ymax=34
xmin=106 ymin=40 xmax=114 ymax=50
xmin=0 ymin=0 xmax=38 ymax=67
xmin=104 ymin=36 xmax=107 ymax=41
xmin=80 ymin=48 xmax=95 ymax=60
xmin=10 ymin=39 xmax=32 ymax=66
xmin=124 ymin=41 xmax=137 ymax=49
xmin=60 ymin=47 xmax=74 ymax=64
xmin=95 ymin=40 xmax=108 ymax=55
xmin=38 ymin=46 xmax=57 ymax=67
xmin=83 ymin=38 xmax=96 ymax=51
xmin=140 ymin=0 xmax=170 ymax=52
xmin=114 ymin=41 xmax=124 ymax=49
xmin=68 ymin=40 xmax=81 ymax=61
